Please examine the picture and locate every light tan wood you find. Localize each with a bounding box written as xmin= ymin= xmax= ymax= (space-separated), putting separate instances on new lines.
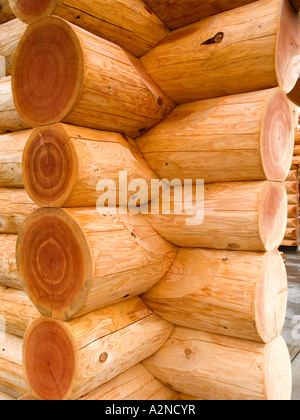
xmin=18 ymin=394 xmax=39 ymax=400
xmin=16 ymin=208 xmax=177 ymax=321
xmin=78 ymin=363 xmax=178 ymax=400
xmin=0 ymin=56 xmax=5 ymax=77
xmin=0 ymin=77 xmax=30 ymax=134
xmin=0 ymin=286 xmax=39 ymax=337
xmin=0 ymin=390 xmax=15 ymax=400
xmin=0 ymin=235 xmax=21 ymax=289
xmin=0 ymin=19 xmax=27 ymax=76
xmin=0 ymin=0 xmax=14 ymax=24
xmin=143 ymin=328 xmax=292 ymax=400
xmin=143 ymin=249 xmax=287 ymax=343
xmin=137 ymin=88 xmax=294 ymax=183
xmin=144 ymin=0 xmax=257 ymax=29
xmin=23 ymin=123 xmax=157 ymax=208
xmin=141 ymin=0 xmax=300 ymax=103
xmin=0 ymin=188 xmax=37 ymax=234
xmin=12 ymin=16 xmax=175 ymax=138
xmin=23 ymin=298 xmax=174 ymax=400
xmin=8 ymin=0 xmax=169 ymax=57
xmin=0 ymin=332 xmax=28 ymax=399
xmin=143 ymin=181 xmax=287 ymax=251
xmin=0 ymin=130 xmax=30 ymax=188
xmin=281 ymin=238 xmax=299 ymax=246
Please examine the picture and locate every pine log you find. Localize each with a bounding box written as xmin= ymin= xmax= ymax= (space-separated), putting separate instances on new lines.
xmin=143 ymin=249 xmax=287 ymax=343
xmin=22 ymin=123 xmax=157 ymax=208
xmin=0 ymin=77 xmax=30 ymax=134
xmin=0 ymin=19 xmax=27 ymax=76
xmin=0 ymin=0 xmax=14 ymax=24
xmin=0 ymin=390 xmax=15 ymax=400
xmin=143 ymin=181 xmax=287 ymax=251
xmin=0 ymin=188 xmax=37 ymax=234
xmin=0 ymin=286 xmax=39 ymax=337
xmin=0 ymin=130 xmax=30 ymax=188
xmin=137 ymin=88 xmax=294 ymax=183
xmin=16 ymin=208 xmax=177 ymax=321
xmin=23 ymin=298 xmax=174 ymax=400
xmin=292 ymin=155 xmax=300 ymax=165
xmin=144 ymin=0 xmax=257 ymax=29
xmin=0 ymin=235 xmax=21 ymax=289
xmin=295 ymin=131 xmax=300 ymax=145
xmin=143 ymin=328 xmax=292 ymax=400
xmin=0 ymin=56 xmax=5 ymax=77
xmin=294 ymin=144 xmax=300 ymax=155
xmin=0 ymin=332 xmax=27 ymax=399
xmin=8 ymin=0 xmax=169 ymax=57
xmin=11 ymin=16 xmax=175 ymax=138
xmin=140 ymin=0 xmax=300 ymax=103
xmin=78 ymin=364 xmax=178 ymax=400
xmin=281 ymin=239 xmax=299 ymax=246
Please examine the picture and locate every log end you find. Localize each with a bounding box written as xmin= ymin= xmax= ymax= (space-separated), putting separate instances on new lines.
xmin=16 ymin=208 xmax=93 ymax=321
xmin=12 ymin=16 xmax=83 ymax=127
xmin=23 ymin=317 xmax=78 ymax=400
xmin=8 ymin=0 xmax=56 ymax=24
xmin=261 ymin=89 xmax=294 ymax=182
xmin=23 ymin=124 xmax=79 ymax=207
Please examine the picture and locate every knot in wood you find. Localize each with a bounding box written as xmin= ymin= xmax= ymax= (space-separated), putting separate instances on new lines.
xmin=99 ymin=352 xmax=108 ymax=363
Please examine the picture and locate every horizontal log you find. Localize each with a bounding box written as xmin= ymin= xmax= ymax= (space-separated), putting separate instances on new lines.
xmin=294 ymin=145 xmax=300 ymax=155
xmin=23 ymin=297 xmax=174 ymax=400
xmin=143 ymin=328 xmax=292 ymax=400
xmin=12 ymin=16 xmax=175 ymax=138
xmin=295 ymin=131 xmax=300 ymax=145
xmin=0 ymin=77 xmax=31 ymax=134
xmin=8 ymin=0 xmax=169 ymax=57
xmin=292 ymin=155 xmax=300 ymax=165
xmin=0 ymin=286 xmax=39 ymax=337
xmin=23 ymin=124 xmax=157 ymax=208
xmin=0 ymin=235 xmax=21 ymax=289
xmin=0 ymin=188 xmax=37 ymax=234
xmin=78 ymin=364 xmax=178 ymax=400
xmin=0 ymin=332 xmax=28 ymax=399
xmin=0 ymin=19 xmax=27 ymax=76
xmin=141 ymin=0 xmax=300 ymax=103
xmin=16 ymin=208 xmax=177 ymax=320
xmin=143 ymin=249 xmax=287 ymax=343
xmin=142 ymin=181 xmax=287 ymax=251
xmin=0 ymin=390 xmax=15 ymax=400
xmin=281 ymin=238 xmax=299 ymax=246
xmin=0 ymin=130 xmax=30 ymax=188
xmin=137 ymin=88 xmax=294 ymax=183
xmin=0 ymin=0 xmax=14 ymax=24
xmin=144 ymin=0 xmax=257 ymax=29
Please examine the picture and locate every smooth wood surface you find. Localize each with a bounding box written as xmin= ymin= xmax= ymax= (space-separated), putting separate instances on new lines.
xmin=144 ymin=0 xmax=257 ymax=29
xmin=141 ymin=0 xmax=300 ymax=103
xmin=143 ymin=181 xmax=288 ymax=251
xmin=0 ymin=390 xmax=15 ymax=400
xmin=23 ymin=124 xmax=157 ymax=208
xmin=0 ymin=130 xmax=30 ymax=188
xmin=143 ymin=328 xmax=292 ymax=400
xmin=23 ymin=298 xmax=174 ymax=400
xmin=12 ymin=16 xmax=175 ymax=138
xmin=0 ymin=77 xmax=30 ymax=134
xmin=79 ymin=364 xmax=178 ymax=400
xmin=0 ymin=235 xmax=21 ymax=289
xmin=0 ymin=56 xmax=5 ymax=77
xmin=0 ymin=0 xmax=14 ymax=24
xmin=137 ymin=88 xmax=294 ymax=183
xmin=143 ymin=249 xmax=287 ymax=343
xmin=8 ymin=0 xmax=169 ymax=57
xmin=16 ymin=208 xmax=177 ymax=320
xmin=0 ymin=19 xmax=27 ymax=76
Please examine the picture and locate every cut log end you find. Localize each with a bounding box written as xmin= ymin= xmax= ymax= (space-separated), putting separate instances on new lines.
xmin=259 ymin=182 xmax=287 ymax=251
xmin=23 ymin=317 xmax=78 ymax=401
xmin=23 ymin=124 xmax=78 ymax=207
xmin=261 ymin=89 xmax=294 ymax=181
xmin=16 ymin=208 xmax=93 ymax=320
xmin=12 ymin=16 xmax=83 ymax=127
xmin=9 ymin=0 xmax=56 ymax=24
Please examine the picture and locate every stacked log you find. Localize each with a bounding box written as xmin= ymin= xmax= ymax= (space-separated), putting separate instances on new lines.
xmin=0 ymin=0 xmax=14 ymax=24
xmin=0 ymin=19 xmax=27 ymax=76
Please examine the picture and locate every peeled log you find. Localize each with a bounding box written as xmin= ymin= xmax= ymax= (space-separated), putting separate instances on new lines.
xmin=0 ymin=332 xmax=28 ymax=399
xmin=0 ymin=286 xmax=39 ymax=337
xmin=16 ymin=208 xmax=177 ymax=321
xmin=141 ymin=0 xmax=300 ymax=103
xmin=143 ymin=181 xmax=287 ymax=251
xmin=0 ymin=130 xmax=30 ymax=188
xmin=143 ymin=328 xmax=292 ymax=400
xmin=0 ymin=235 xmax=21 ymax=289
xmin=0 ymin=0 xmax=14 ymax=24
xmin=0 ymin=56 xmax=5 ymax=77
xmin=143 ymin=248 xmax=287 ymax=343
xmin=137 ymin=88 xmax=294 ymax=183
xmin=78 ymin=364 xmax=178 ymax=400
xmin=23 ymin=124 xmax=156 ymax=208
xmin=0 ymin=390 xmax=15 ymax=400
xmin=144 ymin=0 xmax=257 ymax=29
xmin=0 ymin=19 xmax=27 ymax=76
xmin=23 ymin=298 xmax=174 ymax=400
xmin=12 ymin=16 xmax=175 ymax=138
xmin=8 ymin=0 xmax=169 ymax=57
xmin=0 ymin=188 xmax=37 ymax=234
xmin=0 ymin=77 xmax=30 ymax=134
